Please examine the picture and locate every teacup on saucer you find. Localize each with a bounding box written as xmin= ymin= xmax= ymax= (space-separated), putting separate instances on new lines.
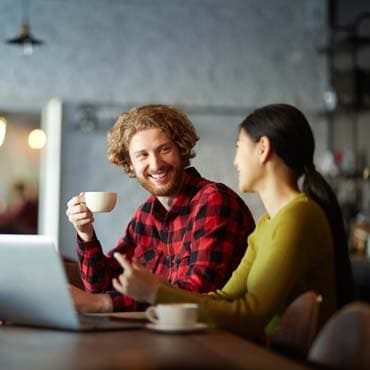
xmin=145 ymin=303 xmax=199 ymax=329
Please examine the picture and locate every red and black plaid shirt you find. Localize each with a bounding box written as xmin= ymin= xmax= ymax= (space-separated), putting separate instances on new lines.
xmin=76 ymin=167 xmax=255 ymax=311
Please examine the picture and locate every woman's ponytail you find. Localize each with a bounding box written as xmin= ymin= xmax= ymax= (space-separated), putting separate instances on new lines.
xmin=303 ymin=165 xmax=354 ymax=308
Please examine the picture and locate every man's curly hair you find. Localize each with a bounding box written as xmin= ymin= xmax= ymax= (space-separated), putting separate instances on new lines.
xmin=107 ymin=104 xmax=199 ymax=177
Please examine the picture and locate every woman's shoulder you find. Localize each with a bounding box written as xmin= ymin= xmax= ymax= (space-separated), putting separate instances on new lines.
xmin=266 ymin=194 xmax=328 ymax=234
xmin=284 ymin=193 xmax=325 ymax=219
xmin=255 ymin=194 xmax=327 ymax=232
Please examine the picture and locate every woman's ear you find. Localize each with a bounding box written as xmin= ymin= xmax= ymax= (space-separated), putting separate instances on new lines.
xmin=258 ymin=136 xmax=272 ymax=163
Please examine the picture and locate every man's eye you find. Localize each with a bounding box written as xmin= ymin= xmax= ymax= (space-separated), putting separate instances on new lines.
xmin=161 ymin=146 xmax=171 ymax=153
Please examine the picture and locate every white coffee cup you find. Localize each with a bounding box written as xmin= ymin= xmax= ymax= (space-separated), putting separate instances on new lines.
xmin=145 ymin=303 xmax=199 ymax=329
xmin=84 ymin=192 xmax=118 ymax=213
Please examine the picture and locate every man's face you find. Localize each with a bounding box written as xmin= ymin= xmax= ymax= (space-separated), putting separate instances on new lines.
xmin=128 ymin=128 xmax=185 ymax=197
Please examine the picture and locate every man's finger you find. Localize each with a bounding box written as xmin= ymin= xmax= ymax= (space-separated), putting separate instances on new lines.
xmin=67 ymin=196 xmax=79 ymax=208
xmin=112 ymin=277 xmax=125 ymax=294
xmin=132 ymin=258 xmax=144 ymax=271
xmin=114 ymin=253 xmax=133 ymax=273
xmin=112 ymin=277 xmax=120 ymax=288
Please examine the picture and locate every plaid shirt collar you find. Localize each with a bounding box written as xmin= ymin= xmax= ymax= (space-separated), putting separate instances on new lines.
xmin=151 ymin=167 xmax=202 ymax=220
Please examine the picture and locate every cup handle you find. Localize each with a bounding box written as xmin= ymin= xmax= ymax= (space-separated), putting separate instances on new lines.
xmin=145 ymin=306 xmax=159 ymax=324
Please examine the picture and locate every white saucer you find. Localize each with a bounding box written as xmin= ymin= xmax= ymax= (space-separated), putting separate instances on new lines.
xmin=145 ymin=322 xmax=207 ymax=333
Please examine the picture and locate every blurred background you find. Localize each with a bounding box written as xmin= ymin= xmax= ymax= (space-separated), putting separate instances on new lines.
xmin=0 ymin=0 xmax=370 ymax=275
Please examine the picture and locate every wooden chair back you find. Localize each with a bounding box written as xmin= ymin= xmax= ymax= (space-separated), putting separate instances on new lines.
xmin=308 ymin=301 xmax=370 ymax=370
xmin=269 ymin=291 xmax=322 ymax=360
xmin=62 ymin=257 xmax=84 ymax=290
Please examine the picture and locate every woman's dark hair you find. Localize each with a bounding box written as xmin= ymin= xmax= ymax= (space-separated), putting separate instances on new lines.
xmin=240 ymin=103 xmax=353 ymax=308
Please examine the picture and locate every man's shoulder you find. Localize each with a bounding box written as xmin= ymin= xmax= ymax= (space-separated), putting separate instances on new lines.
xmin=191 ymin=178 xmax=246 ymax=207
xmin=134 ymin=194 xmax=156 ymax=214
xmin=186 ymin=167 xmax=239 ymax=195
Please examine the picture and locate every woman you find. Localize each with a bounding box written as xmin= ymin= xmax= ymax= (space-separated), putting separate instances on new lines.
xmin=112 ymin=104 xmax=353 ymax=340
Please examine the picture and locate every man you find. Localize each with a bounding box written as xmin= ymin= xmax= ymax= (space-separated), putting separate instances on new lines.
xmin=66 ymin=104 xmax=255 ymax=313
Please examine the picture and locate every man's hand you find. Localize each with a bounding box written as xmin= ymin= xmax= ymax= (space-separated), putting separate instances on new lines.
xmin=66 ymin=193 xmax=95 ymax=242
xmin=69 ymin=285 xmax=113 ymax=313
xmin=112 ymin=253 xmax=161 ymax=304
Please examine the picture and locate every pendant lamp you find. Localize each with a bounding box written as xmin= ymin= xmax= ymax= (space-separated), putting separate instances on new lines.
xmin=6 ymin=0 xmax=44 ymax=55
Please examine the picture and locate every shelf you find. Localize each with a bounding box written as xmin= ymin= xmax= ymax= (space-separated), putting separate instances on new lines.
xmin=328 ymin=67 xmax=370 ymax=109
xmin=315 ymin=105 xmax=370 ymax=117
xmin=318 ymin=35 xmax=370 ymax=54
xmin=326 ymin=174 xmax=367 ymax=181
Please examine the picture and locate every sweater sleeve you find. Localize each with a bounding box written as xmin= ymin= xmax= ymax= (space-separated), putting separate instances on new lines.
xmin=155 ymin=212 xmax=309 ymax=339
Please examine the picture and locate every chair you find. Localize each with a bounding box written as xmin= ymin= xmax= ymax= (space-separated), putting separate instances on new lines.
xmin=308 ymin=301 xmax=370 ymax=370
xmin=268 ymin=291 xmax=322 ymax=360
xmin=62 ymin=257 xmax=84 ymax=289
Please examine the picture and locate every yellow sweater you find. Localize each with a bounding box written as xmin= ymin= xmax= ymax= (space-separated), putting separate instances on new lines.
xmin=155 ymin=194 xmax=337 ymax=339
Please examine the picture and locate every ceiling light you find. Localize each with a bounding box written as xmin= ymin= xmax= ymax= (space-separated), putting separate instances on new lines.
xmin=6 ymin=0 xmax=44 ymax=55
xmin=28 ymin=129 xmax=46 ymax=149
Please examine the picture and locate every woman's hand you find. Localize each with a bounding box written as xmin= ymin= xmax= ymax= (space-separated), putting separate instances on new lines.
xmin=112 ymin=253 xmax=161 ymax=304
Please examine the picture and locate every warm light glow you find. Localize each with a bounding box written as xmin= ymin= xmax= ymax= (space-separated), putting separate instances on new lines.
xmin=28 ymin=128 xmax=46 ymax=149
xmin=0 ymin=116 xmax=7 ymax=147
xmin=23 ymin=43 xmax=33 ymax=55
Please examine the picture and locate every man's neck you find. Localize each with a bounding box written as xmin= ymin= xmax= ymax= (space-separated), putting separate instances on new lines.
xmin=156 ymin=195 xmax=177 ymax=211
xmin=156 ymin=171 xmax=187 ymax=211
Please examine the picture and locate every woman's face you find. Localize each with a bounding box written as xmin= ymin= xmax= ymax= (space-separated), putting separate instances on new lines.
xmin=233 ymin=128 xmax=261 ymax=193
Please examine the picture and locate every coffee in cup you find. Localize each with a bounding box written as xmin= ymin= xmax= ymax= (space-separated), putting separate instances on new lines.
xmin=84 ymin=192 xmax=117 ymax=213
xmin=145 ymin=303 xmax=199 ymax=329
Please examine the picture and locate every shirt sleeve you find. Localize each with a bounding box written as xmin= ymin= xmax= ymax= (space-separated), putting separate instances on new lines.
xmin=76 ymin=224 xmax=140 ymax=311
xmin=171 ymin=186 xmax=255 ymax=293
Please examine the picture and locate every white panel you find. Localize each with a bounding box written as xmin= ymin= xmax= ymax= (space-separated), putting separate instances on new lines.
xmin=39 ymin=98 xmax=62 ymax=250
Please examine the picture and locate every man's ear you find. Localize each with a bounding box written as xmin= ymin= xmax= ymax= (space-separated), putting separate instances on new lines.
xmin=258 ymin=136 xmax=272 ymax=164
xmin=127 ymin=160 xmax=134 ymax=173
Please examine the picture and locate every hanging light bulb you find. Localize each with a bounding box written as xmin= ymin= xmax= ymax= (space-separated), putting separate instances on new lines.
xmin=6 ymin=0 xmax=44 ymax=55
xmin=0 ymin=116 xmax=7 ymax=147
xmin=28 ymin=128 xmax=46 ymax=149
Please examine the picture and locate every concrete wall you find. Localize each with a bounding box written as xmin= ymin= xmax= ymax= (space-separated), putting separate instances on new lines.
xmin=0 ymin=0 xmax=327 ymax=111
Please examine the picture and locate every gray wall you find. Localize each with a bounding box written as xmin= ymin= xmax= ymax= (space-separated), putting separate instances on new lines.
xmin=1 ymin=0 xmax=327 ymax=111
xmin=0 ymin=0 xmax=329 ymax=259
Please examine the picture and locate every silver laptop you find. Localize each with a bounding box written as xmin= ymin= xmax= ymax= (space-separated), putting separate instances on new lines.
xmin=0 ymin=234 xmax=145 ymax=331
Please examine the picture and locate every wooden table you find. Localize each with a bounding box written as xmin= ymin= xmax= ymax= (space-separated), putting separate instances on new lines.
xmin=0 ymin=324 xmax=313 ymax=370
